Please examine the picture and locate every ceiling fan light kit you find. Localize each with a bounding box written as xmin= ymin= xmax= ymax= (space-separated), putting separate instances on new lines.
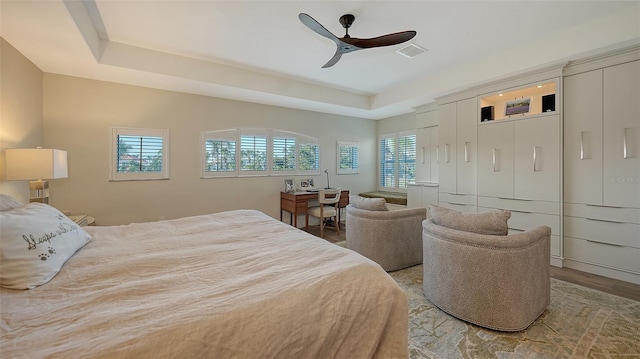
xmin=299 ymin=13 xmax=417 ymax=68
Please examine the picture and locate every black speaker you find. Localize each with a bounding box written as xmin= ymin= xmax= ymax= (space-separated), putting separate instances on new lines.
xmin=481 ymin=106 xmax=494 ymax=122
xmin=542 ymin=94 xmax=555 ymax=112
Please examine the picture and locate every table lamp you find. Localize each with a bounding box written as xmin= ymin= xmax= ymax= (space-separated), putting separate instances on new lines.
xmin=5 ymin=148 xmax=68 ymax=204
xmin=324 ymin=169 xmax=330 ymax=189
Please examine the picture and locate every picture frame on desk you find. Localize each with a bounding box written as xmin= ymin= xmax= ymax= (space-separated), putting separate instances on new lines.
xmin=297 ymin=178 xmax=315 ymax=191
xmin=284 ymin=178 xmax=295 ymax=193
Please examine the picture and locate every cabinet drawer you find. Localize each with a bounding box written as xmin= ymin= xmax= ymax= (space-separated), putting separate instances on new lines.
xmin=507 ymin=230 xmax=560 ymax=257
xmin=564 ymin=236 xmax=640 ymax=274
xmin=438 ymin=192 xmax=476 ymax=206
xmin=564 ymin=203 xmax=640 ymax=224
xmin=436 ymin=201 xmax=476 ymax=213
xmin=564 ymin=216 xmax=640 ymax=248
xmin=482 ymin=207 xmax=559 ymax=234
xmin=478 ymin=196 xmax=559 ymax=215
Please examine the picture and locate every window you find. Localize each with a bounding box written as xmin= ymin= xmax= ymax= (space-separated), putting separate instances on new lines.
xmin=240 ymin=131 xmax=268 ymax=175
xmin=379 ymin=132 xmax=416 ymax=189
xmin=111 ymin=127 xmax=169 ymax=181
xmin=337 ymin=141 xmax=359 ymax=174
xmin=272 ymin=133 xmax=296 ymax=172
xmin=297 ymin=134 xmax=320 ymax=174
xmin=202 ymin=130 xmax=236 ymax=177
xmin=201 ymin=129 xmax=320 ymax=178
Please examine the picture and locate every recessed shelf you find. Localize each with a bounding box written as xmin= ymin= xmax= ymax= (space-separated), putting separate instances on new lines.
xmin=479 ymin=81 xmax=558 ymax=123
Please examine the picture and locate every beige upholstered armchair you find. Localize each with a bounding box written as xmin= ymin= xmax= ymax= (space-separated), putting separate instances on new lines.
xmin=422 ymin=210 xmax=551 ymax=332
xmin=346 ymin=196 xmax=426 ymax=272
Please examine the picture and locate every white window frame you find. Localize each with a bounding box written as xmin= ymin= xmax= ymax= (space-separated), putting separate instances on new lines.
xmin=272 ymin=130 xmax=298 ymax=174
xmin=378 ymin=131 xmax=416 ymax=190
xmin=200 ymin=129 xmax=320 ymax=178
xmin=110 ymin=127 xmax=169 ymax=181
xmin=239 ymin=129 xmax=269 ymax=176
xmin=296 ymin=133 xmax=320 ymax=176
xmin=337 ymin=141 xmax=359 ymax=175
xmin=201 ymin=130 xmax=238 ymax=178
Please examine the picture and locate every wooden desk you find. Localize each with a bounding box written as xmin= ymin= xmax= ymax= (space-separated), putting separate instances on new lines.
xmin=280 ymin=190 xmax=349 ymax=229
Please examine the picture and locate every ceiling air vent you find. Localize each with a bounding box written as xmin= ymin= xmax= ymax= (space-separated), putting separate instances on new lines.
xmin=396 ymin=43 xmax=427 ymax=58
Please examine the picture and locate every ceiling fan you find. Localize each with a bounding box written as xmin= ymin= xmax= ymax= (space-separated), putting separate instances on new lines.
xmin=299 ymin=13 xmax=417 ymax=68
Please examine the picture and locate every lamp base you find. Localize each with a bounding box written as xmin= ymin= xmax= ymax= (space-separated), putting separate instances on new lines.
xmin=29 ymin=180 xmax=50 ymax=204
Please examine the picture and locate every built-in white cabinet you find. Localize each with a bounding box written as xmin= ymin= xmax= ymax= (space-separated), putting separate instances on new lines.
xmin=437 ymin=97 xmax=477 ymax=212
xmin=563 ymin=58 xmax=640 ymax=284
xmin=478 ymin=115 xmax=560 ymax=201
xmin=407 ymin=183 xmax=439 ymax=217
xmin=475 ymin=77 xmax=562 ymax=265
xmin=415 ymin=109 xmax=439 ymax=184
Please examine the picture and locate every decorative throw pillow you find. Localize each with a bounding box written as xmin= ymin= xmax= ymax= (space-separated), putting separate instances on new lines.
xmin=430 ymin=205 xmax=511 ymax=235
xmin=349 ymin=194 xmax=389 ymax=211
xmin=0 ymin=194 xmax=24 ymax=211
xmin=0 ymin=203 xmax=92 ymax=289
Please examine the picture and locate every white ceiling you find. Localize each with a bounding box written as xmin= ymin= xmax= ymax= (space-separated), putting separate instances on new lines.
xmin=1 ymin=1 xmax=639 ymax=119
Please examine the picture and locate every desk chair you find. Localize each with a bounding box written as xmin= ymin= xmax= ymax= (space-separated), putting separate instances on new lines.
xmin=308 ymin=188 xmax=341 ymax=238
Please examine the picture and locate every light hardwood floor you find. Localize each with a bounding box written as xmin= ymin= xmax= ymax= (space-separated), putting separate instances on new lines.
xmin=303 ymin=223 xmax=640 ymax=302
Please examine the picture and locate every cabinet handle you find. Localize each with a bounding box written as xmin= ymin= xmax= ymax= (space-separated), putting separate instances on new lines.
xmin=508 ymin=227 xmax=526 ymax=232
xmin=586 ymin=217 xmax=625 ymax=224
xmin=585 ymin=203 xmax=623 ymax=209
xmin=442 ymin=201 xmax=466 ymax=206
xmin=497 ymin=197 xmax=533 ymax=202
xmin=464 ymin=141 xmax=470 ymax=162
xmin=623 ymin=128 xmax=630 ymax=159
xmin=436 ymin=145 xmax=439 ymax=164
xmin=580 ymin=131 xmax=585 ymax=160
xmin=445 ymin=144 xmax=450 ymax=163
xmin=510 ymin=209 xmax=532 ymax=214
xmin=492 ymin=148 xmax=497 ymax=172
xmin=421 ymin=147 xmax=425 ymax=164
xmin=533 ymin=146 xmax=540 ymax=172
xmin=586 ymin=239 xmax=623 ymax=247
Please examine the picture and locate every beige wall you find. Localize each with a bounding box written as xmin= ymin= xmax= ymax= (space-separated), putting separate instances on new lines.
xmin=43 ymin=74 xmax=377 ymax=225
xmin=0 ymin=38 xmax=44 ymax=203
xmin=377 ymin=112 xmax=416 ymax=136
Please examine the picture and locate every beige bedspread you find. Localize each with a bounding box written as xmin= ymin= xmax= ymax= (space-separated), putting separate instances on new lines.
xmin=1 ymin=210 xmax=408 ymax=358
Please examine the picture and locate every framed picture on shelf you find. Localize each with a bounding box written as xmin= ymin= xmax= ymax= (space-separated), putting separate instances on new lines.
xmin=504 ymin=97 xmax=531 ymax=116
xmin=284 ymin=179 xmax=295 ymax=193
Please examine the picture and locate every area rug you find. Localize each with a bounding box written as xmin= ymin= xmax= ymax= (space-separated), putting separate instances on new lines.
xmin=389 ymin=265 xmax=640 ymax=359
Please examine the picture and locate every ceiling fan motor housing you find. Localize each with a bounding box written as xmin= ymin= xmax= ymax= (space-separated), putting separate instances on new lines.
xmin=339 ymin=14 xmax=355 ymax=29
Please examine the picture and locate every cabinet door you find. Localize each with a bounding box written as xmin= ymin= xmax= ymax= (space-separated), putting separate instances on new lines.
xmin=407 ymin=185 xmax=422 ymax=208
xmin=415 ymin=127 xmax=431 ymax=182
xmin=456 ymin=98 xmax=477 ymax=195
xmin=564 ymin=69 xmax=604 ymax=205
xmin=438 ymin=102 xmax=457 ymax=193
xmin=604 ymin=60 xmax=640 ymax=208
xmin=515 ymin=115 xmax=560 ymax=201
xmin=477 ymin=122 xmax=514 ymax=198
xmin=430 ymin=126 xmax=440 ymax=183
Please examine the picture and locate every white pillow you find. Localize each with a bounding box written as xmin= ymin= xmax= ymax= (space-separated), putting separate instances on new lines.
xmin=0 ymin=194 xmax=24 ymax=211
xmin=0 ymin=203 xmax=92 ymax=289
xmin=349 ymin=194 xmax=389 ymax=211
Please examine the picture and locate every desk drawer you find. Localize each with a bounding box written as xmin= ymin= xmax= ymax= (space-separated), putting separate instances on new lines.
xmin=564 ymin=236 xmax=640 ymax=274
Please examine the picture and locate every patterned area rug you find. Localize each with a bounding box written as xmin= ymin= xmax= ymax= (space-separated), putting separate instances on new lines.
xmin=389 ymin=265 xmax=640 ymax=359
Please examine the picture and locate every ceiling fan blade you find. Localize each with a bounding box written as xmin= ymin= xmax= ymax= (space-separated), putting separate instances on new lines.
xmin=299 ymin=13 xmax=340 ymax=45
xmin=321 ymin=49 xmax=344 ymax=68
xmin=343 ymin=31 xmax=417 ymax=49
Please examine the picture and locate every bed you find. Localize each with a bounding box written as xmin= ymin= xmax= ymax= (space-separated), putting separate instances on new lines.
xmin=0 ymin=200 xmax=408 ymax=358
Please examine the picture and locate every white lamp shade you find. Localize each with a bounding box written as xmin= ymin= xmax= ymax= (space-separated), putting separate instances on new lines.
xmin=5 ymin=148 xmax=68 ymax=180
